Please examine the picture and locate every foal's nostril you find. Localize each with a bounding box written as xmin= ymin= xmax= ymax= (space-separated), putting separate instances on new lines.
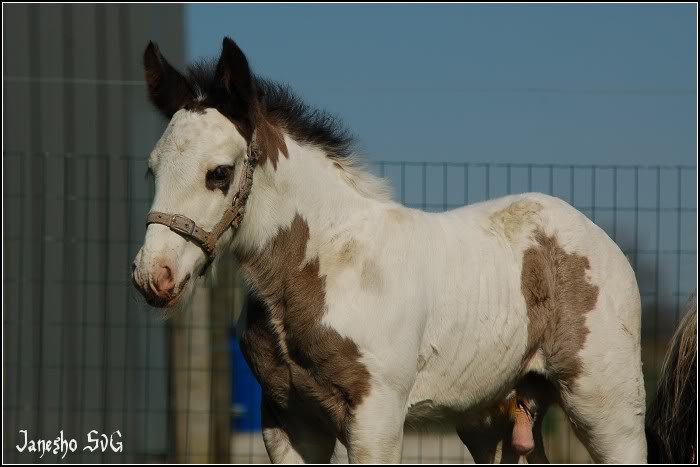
xmin=153 ymin=265 xmax=175 ymax=295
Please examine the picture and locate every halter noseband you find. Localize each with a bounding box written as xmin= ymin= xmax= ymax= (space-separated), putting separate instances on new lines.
xmin=145 ymin=143 xmax=258 ymax=274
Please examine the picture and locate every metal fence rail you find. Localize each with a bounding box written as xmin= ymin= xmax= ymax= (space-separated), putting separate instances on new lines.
xmin=2 ymin=151 xmax=696 ymax=463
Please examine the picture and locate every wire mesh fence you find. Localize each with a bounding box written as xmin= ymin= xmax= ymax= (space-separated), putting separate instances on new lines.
xmin=2 ymin=150 xmax=696 ymax=463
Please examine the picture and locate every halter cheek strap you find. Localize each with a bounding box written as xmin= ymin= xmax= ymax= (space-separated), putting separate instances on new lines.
xmin=145 ymin=144 xmax=258 ymax=274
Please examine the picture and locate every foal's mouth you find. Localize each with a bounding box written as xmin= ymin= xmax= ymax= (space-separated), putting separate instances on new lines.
xmin=138 ymin=274 xmax=191 ymax=308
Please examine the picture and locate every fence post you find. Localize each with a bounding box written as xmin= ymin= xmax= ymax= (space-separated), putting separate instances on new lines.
xmin=210 ymin=260 xmax=233 ymax=463
xmin=172 ymin=283 xmax=212 ymax=463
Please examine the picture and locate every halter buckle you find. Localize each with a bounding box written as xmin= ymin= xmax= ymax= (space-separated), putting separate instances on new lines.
xmin=169 ymin=215 xmax=195 ymax=236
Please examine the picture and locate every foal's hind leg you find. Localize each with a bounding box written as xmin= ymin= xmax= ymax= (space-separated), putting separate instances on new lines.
xmin=557 ymin=364 xmax=647 ymax=462
xmin=522 ymin=228 xmax=647 ymax=462
xmin=554 ymin=299 xmax=647 ymax=463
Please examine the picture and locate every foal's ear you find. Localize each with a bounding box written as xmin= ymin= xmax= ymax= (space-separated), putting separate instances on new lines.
xmin=143 ymin=41 xmax=194 ymax=119
xmin=215 ymin=37 xmax=255 ymax=109
xmin=213 ymin=37 xmax=256 ymax=140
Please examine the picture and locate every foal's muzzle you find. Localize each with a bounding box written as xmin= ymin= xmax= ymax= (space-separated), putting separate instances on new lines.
xmin=132 ymin=260 xmax=191 ymax=308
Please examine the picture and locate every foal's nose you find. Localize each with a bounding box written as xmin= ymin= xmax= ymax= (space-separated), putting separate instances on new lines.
xmin=152 ymin=264 xmax=175 ymax=296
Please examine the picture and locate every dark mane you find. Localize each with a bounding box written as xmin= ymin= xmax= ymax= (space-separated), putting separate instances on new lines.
xmin=186 ymin=59 xmax=355 ymax=159
xmin=256 ymin=78 xmax=355 ymax=159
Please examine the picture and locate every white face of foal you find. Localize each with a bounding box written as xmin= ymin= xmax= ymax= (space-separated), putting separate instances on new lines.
xmin=132 ymin=108 xmax=248 ymax=307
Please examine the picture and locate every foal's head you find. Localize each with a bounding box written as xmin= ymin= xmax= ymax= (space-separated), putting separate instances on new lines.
xmin=132 ymin=37 xmax=259 ymax=307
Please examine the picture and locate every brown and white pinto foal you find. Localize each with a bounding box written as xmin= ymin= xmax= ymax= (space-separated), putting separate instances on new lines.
xmin=132 ymin=37 xmax=648 ymax=463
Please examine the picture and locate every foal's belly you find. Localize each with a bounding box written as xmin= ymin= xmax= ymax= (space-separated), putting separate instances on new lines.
xmin=404 ymin=300 xmax=531 ymax=423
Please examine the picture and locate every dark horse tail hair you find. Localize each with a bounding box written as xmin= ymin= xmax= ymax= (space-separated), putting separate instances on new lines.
xmin=646 ymin=290 xmax=697 ymax=464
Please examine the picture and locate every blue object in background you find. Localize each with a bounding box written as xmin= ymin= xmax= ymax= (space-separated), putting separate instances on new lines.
xmin=230 ymin=327 xmax=262 ymax=431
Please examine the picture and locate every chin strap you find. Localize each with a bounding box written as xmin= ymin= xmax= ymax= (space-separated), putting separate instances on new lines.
xmin=146 ymin=143 xmax=258 ymax=274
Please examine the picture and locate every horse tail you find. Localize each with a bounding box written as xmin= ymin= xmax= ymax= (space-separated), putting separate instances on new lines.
xmin=645 ymin=290 xmax=697 ymax=463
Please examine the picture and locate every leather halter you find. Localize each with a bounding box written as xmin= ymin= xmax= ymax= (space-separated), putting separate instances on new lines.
xmin=146 ymin=143 xmax=258 ymax=274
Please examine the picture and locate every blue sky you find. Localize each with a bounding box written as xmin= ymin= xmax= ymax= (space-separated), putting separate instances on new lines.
xmin=186 ymin=4 xmax=696 ymax=166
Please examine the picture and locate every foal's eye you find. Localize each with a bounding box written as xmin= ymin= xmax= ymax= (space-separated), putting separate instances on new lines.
xmin=206 ymin=165 xmax=233 ymax=190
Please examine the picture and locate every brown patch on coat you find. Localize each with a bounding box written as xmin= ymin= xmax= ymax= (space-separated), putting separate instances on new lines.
xmin=521 ymin=229 xmax=599 ymax=387
xmin=490 ymin=200 xmax=543 ymax=241
xmin=338 ymin=239 xmax=358 ymax=265
xmin=256 ymin=113 xmax=289 ymax=169
xmin=239 ymin=294 xmax=293 ymax=408
xmin=387 ymin=208 xmax=407 ymax=224
xmin=238 ymin=214 xmax=371 ymax=437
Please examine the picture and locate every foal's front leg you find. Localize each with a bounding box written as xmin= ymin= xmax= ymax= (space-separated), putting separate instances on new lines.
xmin=345 ymin=385 xmax=407 ymax=463
xmin=261 ymin=397 xmax=336 ymax=463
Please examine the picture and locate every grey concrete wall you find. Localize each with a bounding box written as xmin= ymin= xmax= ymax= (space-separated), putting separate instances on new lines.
xmin=3 ymin=4 xmax=185 ymax=462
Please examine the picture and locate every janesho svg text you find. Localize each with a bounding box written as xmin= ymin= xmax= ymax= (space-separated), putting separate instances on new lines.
xmin=16 ymin=430 xmax=123 ymax=459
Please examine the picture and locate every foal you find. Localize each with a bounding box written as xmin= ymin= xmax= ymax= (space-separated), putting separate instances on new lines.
xmin=133 ymin=37 xmax=649 ymax=463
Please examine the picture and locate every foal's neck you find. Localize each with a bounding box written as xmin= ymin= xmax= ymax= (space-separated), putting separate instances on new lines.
xmin=230 ymin=134 xmax=385 ymax=259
